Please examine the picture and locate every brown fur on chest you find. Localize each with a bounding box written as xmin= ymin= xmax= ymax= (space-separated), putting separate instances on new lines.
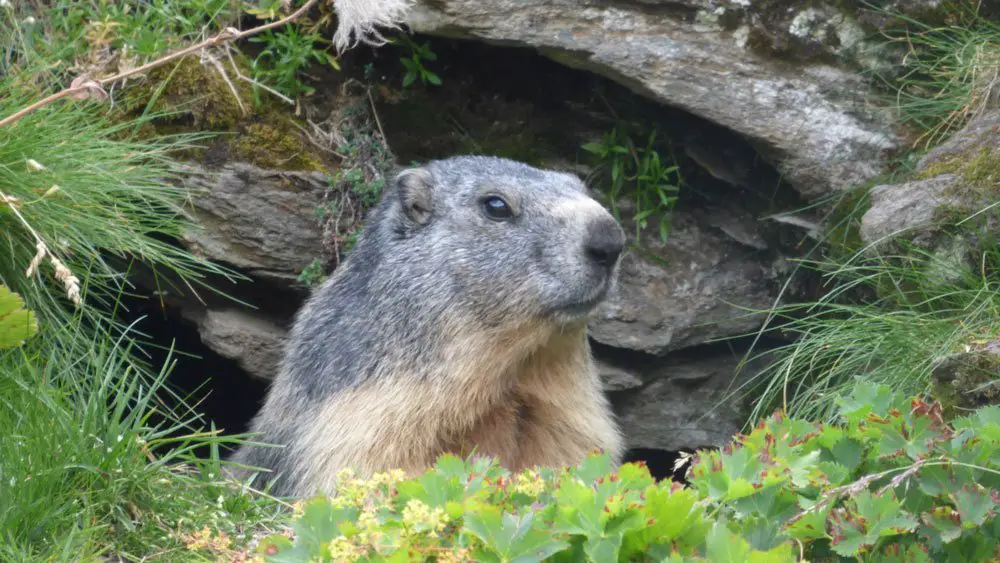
xmin=441 ymin=325 xmax=601 ymax=471
xmin=447 ymin=396 xmax=533 ymax=469
xmin=293 ymin=320 xmax=621 ymax=493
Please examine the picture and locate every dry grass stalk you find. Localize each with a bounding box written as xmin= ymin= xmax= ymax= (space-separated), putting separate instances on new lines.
xmin=1 ymin=185 xmax=81 ymax=307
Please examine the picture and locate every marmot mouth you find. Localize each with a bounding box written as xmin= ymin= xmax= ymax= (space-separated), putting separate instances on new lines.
xmin=551 ymin=288 xmax=609 ymax=319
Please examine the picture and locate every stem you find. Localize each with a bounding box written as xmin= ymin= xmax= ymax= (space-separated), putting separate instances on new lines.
xmin=0 ymin=0 xmax=321 ymax=128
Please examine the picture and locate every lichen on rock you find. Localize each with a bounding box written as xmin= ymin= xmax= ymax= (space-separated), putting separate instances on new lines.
xmin=932 ymin=336 xmax=1000 ymax=418
xmin=860 ymin=110 xmax=1000 ymax=283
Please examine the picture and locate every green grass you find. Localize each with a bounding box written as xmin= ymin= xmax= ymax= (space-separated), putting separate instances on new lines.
xmin=0 ymin=84 xmax=239 ymax=343
xmin=0 ymin=318 xmax=288 ymax=561
xmin=717 ymin=2 xmax=1000 ymax=429
xmin=728 ymin=212 xmax=1000 ymax=426
xmin=871 ymin=2 xmax=1000 ymax=149
xmin=1 ymin=1 xmax=339 ymax=103
xmin=0 ymin=6 xmax=296 ymax=559
xmin=1 ymin=0 xmax=240 ymax=77
xmin=0 ymin=87 xmax=290 ymax=562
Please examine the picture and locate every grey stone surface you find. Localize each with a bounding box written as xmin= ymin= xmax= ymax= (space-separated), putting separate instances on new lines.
xmin=615 ymin=353 xmax=765 ymax=452
xmin=178 ymin=162 xmax=330 ymax=282
xmin=595 ymin=358 xmax=644 ymax=392
xmin=589 ymin=210 xmax=785 ymax=356
xmin=861 ymin=110 xmax=1000 ymax=248
xmin=406 ymin=0 xmax=899 ymax=198
xmin=860 ymin=174 xmax=961 ymax=245
xmin=191 ymin=308 xmax=288 ymax=381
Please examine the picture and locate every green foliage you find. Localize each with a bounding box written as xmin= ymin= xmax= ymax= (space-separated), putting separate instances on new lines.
xmin=298 ymin=258 xmax=327 ymax=288
xmin=0 ymin=0 xmax=240 ymax=79
xmin=0 ymin=84 xmax=236 ymax=341
xmin=258 ymin=381 xmax=1000 ymax=562
xmin=733 ymin=237 xmax=1000 ymax=425
xmin=729 ymin=3 xmax=1000 ymax=435
xmin=300 ymin=98 xmax=394 ymax=283
xmin=872 ymin=3 xmax=1000 ymax=149
xmin=394 ymin=34 xmax=442 ymax=88
xmin=0 ymin=316 xmax=287 ymax=561
xmin=0 ymin=285 xmax=38 ymax=350
xmin=250 ymin=23 xmax=342 ymax=98
xmin=582 ymin=125 xmax=681 ymax=244
xmin=0 ymin=10 xmax=289 ymax=558
xmin=2 ymin=0 xmax=342 ymax=106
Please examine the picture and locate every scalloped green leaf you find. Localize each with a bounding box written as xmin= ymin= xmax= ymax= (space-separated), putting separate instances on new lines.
xmin=0 ymin=284 xmax=38 ymax=349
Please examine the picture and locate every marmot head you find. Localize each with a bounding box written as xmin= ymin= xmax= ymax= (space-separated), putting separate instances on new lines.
xmin=371 ymin=155 xmax=626 ymax=328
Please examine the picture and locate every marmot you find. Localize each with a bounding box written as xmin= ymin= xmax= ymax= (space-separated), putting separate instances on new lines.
xmin=230 ymin=155 xmax=627 ymax=498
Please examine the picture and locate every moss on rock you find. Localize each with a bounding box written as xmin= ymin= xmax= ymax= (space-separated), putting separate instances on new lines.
xmin=119 ymin=54 xmax=254 ymax=130
xmin=114 ymin=53 xmax=331 ymax=173
xmin=932 ymin=345 xmax=1000 ymax=419
xmin=228 ymin=122 xmax=327 ymax=172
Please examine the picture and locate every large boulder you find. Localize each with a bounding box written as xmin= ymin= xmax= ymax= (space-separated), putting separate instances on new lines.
xmin=614 ymin=351 xmax=771 ymax=452
xmin=590 ymin=207 xmax=786 ymax=356
xmin=178 ymin=162 xmax=331 ymax=283
xmin=405 ymin=0 xmax=900 ymax=199
xmin=860 ymin=110 xmax=1000 ymax=258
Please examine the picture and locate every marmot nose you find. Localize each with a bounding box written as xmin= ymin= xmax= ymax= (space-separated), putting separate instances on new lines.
xmin=585 ymin=218 xmax=626 ymax=267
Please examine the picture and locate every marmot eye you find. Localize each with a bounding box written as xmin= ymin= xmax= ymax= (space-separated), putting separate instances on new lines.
xmin=481 ymin=195 xmax=513 ymax=220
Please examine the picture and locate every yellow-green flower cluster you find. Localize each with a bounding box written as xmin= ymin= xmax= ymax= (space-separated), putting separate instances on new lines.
xmin=401 ymin=499 xmax=450 ymax=534
xmin=329 ymin=468 xmax=407 ymax=508
xmin=326 ymin=536 xmax=364 ymax=561
xmin=513 ymin=469 xmax=545 ymax=497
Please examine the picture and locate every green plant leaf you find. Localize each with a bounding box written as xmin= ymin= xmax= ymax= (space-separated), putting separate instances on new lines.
xmin=705 ymin=521 xmax=754 ymax=563
xmin=921 ymin=506 xmax=964 ymax=544
xmin=464 ymin=506 xmax=569 ymax=561
xmin=830 ymin=491 xmax=919 ymax=556
xmin=836 ymin=380 xmax=895 ymax=423
xmin=953 ymin=484 xmax=998 ymax=528
xmin=0 ymin=284 xmax=38 ymax=349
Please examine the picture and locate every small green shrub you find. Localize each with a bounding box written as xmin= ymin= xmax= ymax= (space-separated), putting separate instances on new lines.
xmin=250 ymin=23 xmax=342 ymax=99
xmin=258 ymin=380 xmax=999 ymax=562
xmin=394 ymin=34 xmax=442 ymax=88
xmin=582 ymin=125 xmax=681 ymax=244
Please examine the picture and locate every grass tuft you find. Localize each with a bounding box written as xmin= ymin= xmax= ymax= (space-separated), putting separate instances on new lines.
xmin=874 ymin=3 xmax=1000 ymax=149
xmin=731 ymin=229 xmax=1000 ymax=426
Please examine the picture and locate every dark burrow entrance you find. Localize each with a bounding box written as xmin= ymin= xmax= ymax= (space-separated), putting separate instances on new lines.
xmin=114 ymin=289 xmax=271 ymax=460
xmin=116 ymin=30 xmax=808 ymax=482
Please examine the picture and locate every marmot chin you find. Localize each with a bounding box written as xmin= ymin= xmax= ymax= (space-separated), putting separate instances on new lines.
xmin=231 ymin=155 xmax=627 ymax=497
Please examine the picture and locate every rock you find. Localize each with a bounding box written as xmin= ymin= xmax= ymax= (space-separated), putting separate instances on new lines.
xmin=931 ymin=336 xmax=1000 ymax=414
xmin=860 ymin=174 xmax=961 ymax=245
xmin=589 ymin=210 xmax=785 ymax=356
xmin=860 ymin=110 xmax=1000 ymax=250
xmin=178 ymin=162 xmax=330 ymax=283
xmin=186 ymin=308 xmax=289 ymax=381
xmin=406 ymin=0 xmax=899 ymax=198
xmin=595 ymin=358 xmax=644 ymax=392
xmin=917 ymin=110 xmax=1000 ymax=175
xmin=615 ymin=352 xmax=766 ymax=452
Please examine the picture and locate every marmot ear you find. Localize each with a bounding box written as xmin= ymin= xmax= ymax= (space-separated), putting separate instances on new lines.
xmin=394 ymin=167 xmax=435 ymax=227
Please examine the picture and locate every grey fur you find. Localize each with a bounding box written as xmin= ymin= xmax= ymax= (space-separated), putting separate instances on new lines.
xmin=229 ymin=155 xmax=626 ymax=497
